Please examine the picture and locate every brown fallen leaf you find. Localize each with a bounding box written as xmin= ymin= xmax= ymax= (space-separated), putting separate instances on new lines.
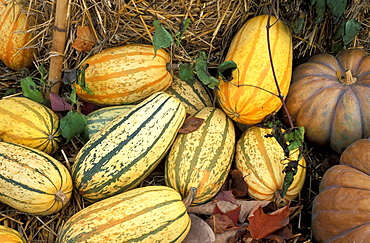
xmin=221 ymin=169 xmax=248 ymax=198
xmin=182 ymin=213 xmax=215 ymax=243
xmin=72 ymin=25 xmax=97 ymax=52
xmin=49 ymin=92 xmax=72 ymax=111
xmin=247 ymin=203 xmax=290 ymax=240
xmin=214 ymin=204 xmax=241 ymax=226
xmin=178 ymin=116 xmax=205 ymax=133
xmin=206 ymin=214 xmax=235 ymax=233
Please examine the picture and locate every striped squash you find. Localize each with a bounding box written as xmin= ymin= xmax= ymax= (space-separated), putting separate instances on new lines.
xmin=72 ymin=92 xmax=186 ymax=202
xmin=216 ymin=15 xmax=293 ymax=125
xmin=235 ymin=126 xmax=306 ymax=205
xmin=0 ymin=1 xmax=36 ymax=70
xmin=0 ymin=97 xmax=61 ymax=154
xmin=83 ymin=105 xmax=135 ymax=140
xmin=58 ymin=186 xmax=190 ymax=243
xmin=165 ymin=107 xmax=236 ymax=205
xmin=75 ymin=44 xmax=172 ymax=105
xmin=0 ymin=225 xmax=26 ymax=243
xmin=165 ymin=76 xmax=213 ymax=115
xmin=0 ymin=142 xmax=73 ymax=216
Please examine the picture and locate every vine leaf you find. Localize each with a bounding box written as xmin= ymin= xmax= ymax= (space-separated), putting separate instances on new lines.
xmin=176 ymin=18 xmax=191 ymax=41
xmin=60 ymin=111 xmax=87 ymax=143
xmin=284 ymin=126 xmax=305 ymax=152
xmin=218 ymin=60 xmax=237 ymax=82
xmin=195 ymin=52 xmax=220 ymax=89
xmin=326 ymin=0 xmax=347 ymax=18
xmin=153 ymin=20 xmax=174 ymax=56
xmin=179 ymin=63 xmax=196 ymax=85
xmin=20 ymin=77 xmax=44 ymax=104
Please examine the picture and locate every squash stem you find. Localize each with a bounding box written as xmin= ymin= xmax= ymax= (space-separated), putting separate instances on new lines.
xmin=343 ymin=70 xmax=357 ymax=85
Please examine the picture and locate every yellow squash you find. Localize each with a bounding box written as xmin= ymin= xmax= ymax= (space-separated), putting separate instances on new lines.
xmin=216 ymin=15 xmax=292 ymax=125
xmin=0 ymin=225 xmax=26 ymax=243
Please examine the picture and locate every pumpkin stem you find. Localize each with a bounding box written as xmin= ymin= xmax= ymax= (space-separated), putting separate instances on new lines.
xmin=182 ymin=187 xmax=197 ymax=208
xmin=55 ymin=190 xmax=69 ymax=204
xmin=343 ymin=70 xmax=357 ymax=85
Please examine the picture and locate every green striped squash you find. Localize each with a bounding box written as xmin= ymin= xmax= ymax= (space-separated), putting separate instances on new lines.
xmin=0 ymin=97 xmax=61 ymax=154
xmin=0 ymin=225 xmax=27 ymax=243
xmin=165 ymin=76 xmax=213 ymax=115
xmin=0 ymin=142 xmax=73 ymax=215
xmin=83 ymin=105 xmax=135 ymax=140
xmin=235 ymin=126 xmax=306 ymax=205
xmin=58 ymin=186 xmax=190 ymax=243
xmin=165 ymin=107 xmax=236 ymax=205
xmin=72 ymin=92 xmax=186 ymax=202
xmin=75 ymin=44 xmax=172 ymax=105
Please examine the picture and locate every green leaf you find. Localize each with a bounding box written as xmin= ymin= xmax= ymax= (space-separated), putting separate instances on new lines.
xmin=218 ymin=60 xmax=237 ymax=82
xmin=70 ymin=86 xmax=77 ymax=105
xmin=2 ymin=88 xmax=16 ymax=97
xmin=284 ymin=126 xmax=305 ymax=152
xmin=20 ymin=77 xmax=45 ymax=104
xmin=179 ymin=63 xmax=196 ymax=85
xmin=332 ymin=19 xmax=346 ymax=41
xmin=195 ymin=52 xmax=220 ymax=89
xmin=60 ymin=111 xmax=87 ymax=143
xmin=280 ymin=170 xmax=295 ymax=200
xmin=77 ymin=65 xmax=93 ymax=95
xmin=176 ymin=18 xmax=191 ymax=40
xmin=289 ymin=16 xmax=305 ymax=35
xmin=326 ymin=0 xmax=347 ymax=18
xmin=314 ymin=0 xmax=326 ymax=24
xmin=343 ymin=19 xmax=361 ymax=45
xmin=153 ymin=20 xmax=174 ymax=56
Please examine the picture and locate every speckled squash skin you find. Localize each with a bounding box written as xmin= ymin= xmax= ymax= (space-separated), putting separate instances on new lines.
xmin=235 ymin=126 xmax=306 ymax=205
xmin=312 ymin=138 xmax=370 ymax=242
xmin=0 ymin=1 xmax=36 ymax=70
xmin=0 ymin=97 xmax=61 ymax=155
xmin=75 ymin=44 xmax=172 ymax=105
xmin=165 ymin=107 xmax=236 ymax=205
xmin=216 ymin=15 xmax=292 ymax=125
xmin=0 ymin=225 xmax=27 ymax=243
xmin=0 ymin=142 xmax=72 ymax=216
xmin=58 ymin=186 xmax=191 ymax=243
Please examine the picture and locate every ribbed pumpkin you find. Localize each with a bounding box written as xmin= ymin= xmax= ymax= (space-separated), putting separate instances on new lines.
xmin=0 ymin=142 xmax=73 ymax=216
xmin=165 ymin=76 xmax=213 ymax=115
xmin=58 ymin=186 xmax=191 ymax=243
xmin=216 ymin=15 xmax=292 ymax=125
xmin=0 ymin=1 xmax=36 ymax=70
xmin=75 ymin=44 xmax=172 ymax=105
xmin=0 ymin=97 xmax=61 ymax=154
xmin=82 ymin=104 xmax=135 ymax=140
xmin=0 ymin=225 xmax=26 ymax=243
xmin=312 ymin=138 xmax=370 ymax=242
xmin=165 ymin=107 xmax=236 ymax=205
xmin=235 ymin=126 xmax=306 ymax=205
xmin=285 ymin=48 xmax=370 ymax=153
xmin=72 ymin=92 xmax=186 ymax=202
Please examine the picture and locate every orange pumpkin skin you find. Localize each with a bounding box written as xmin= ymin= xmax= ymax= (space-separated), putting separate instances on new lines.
xmin=312 ymin=138 xmax=370 ymax=242
xmin=285 ymin=48 xmax=370 ymax=153
xmin=75 ymin=44 xmax=172 ymax=105
xmin=0 ymin=1 xmax=36 ymax=70
xmin=216 ymin=15 xmax=293 ymax=125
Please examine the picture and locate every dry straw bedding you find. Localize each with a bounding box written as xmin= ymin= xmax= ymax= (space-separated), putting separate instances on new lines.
xmin=0 ymin=0 xmax=370 ymax=242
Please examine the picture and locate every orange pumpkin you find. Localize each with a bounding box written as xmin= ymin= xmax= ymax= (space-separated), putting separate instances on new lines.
xmin=0 ymin=1 xmax=36 ymax=70
xmin=312 ymin=138 xmax=370 ymax=242
xmin=285 ymin=48 xmax=370 ymax=153
xmin=216 ymin=15 xmax=293 ymax=125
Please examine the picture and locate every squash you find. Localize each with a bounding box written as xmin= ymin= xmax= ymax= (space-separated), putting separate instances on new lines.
xmin=75 ymin=44 xmax=172 ymax=105
xmin=165 ymin=76 xmax=213 ymax=115
xmin=0 ymin=97 xmax=61 ymax=154
xmin=312 ymin=138 xmax=370 ymax=242
xmin=58 ymin=186 xmax=190 ymax=243
xmin=0 ymin=225 xmax=26 ymax=243
xmin=0 ymin=0 xmax=36 ymax=70
xmin=285 ymin=48 xmax=370 ymax=153
xmin=72 ymin=92 xmax=186 ymax=202
xmin=82 ymin=104 xmax=135 ymax=140
xmin=216 ymin=15 xmax=293 ymax=125
xmin=165 ymin=107 xmax=235 ymax=205
xmin=0 ymin=142 xmax=73 ymax=216
xmin=235 ymin=126 xmax=306 ymax=205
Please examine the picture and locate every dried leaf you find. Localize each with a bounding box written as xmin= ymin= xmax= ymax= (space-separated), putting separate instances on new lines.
xmin=214 ymin=204 xmax=240 ymax=226
xmin=230 ymin=170 xmax=248 ymax=198
xmin=178 ymin=116 xmax=204 ymax=133
xmin=206 ymin=214 xmax=235 ymax=233
xmin=72 ymin=26 xmax=97 ymax=52
xmin=248 ymin=203 xmax=290 ymax=240
xmin=214 ymin=190 xmax=238 ymax=205
xmin=49 ymin=92 xmax=72 ymax=111
xmin=182 ymin=214 xmax=215 ymax=243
